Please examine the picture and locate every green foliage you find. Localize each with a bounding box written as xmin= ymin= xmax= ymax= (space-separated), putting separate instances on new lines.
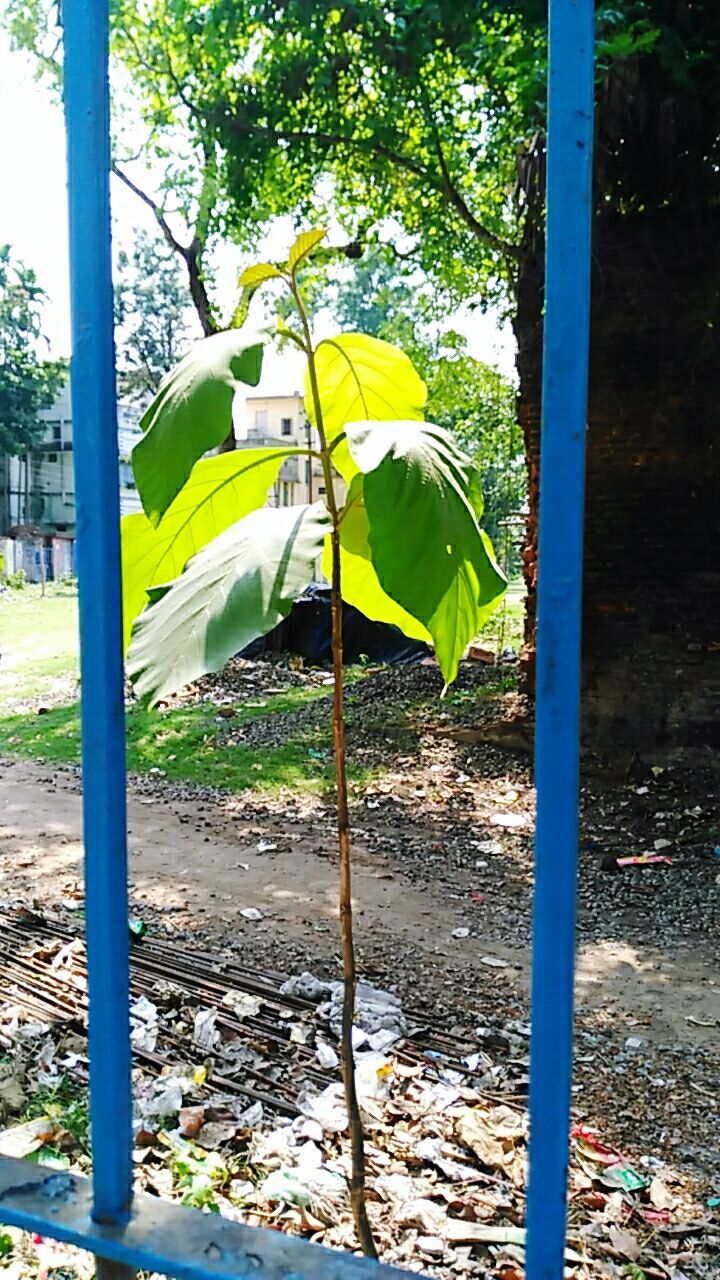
xmin=306 ymin=331 xmax=427 ymax=481
xmin=327 ymin=249 xmax=524 ymax=570
xmin=99 ymin=0 xmax=531 ymax=306
xmin=114 ymin=230 xmax=195 ymax=402
xmin=128 ymin=503 xmax=331 ymax=702
xmin=24 ymin=1075 xmax=90 ymax=1153
xmin=0 ymin=245 xmax=66 ymax=456
xmin=121 ymin=448 xmax=305 ymax=646
xmin=124 ymin=239 xmax=505 ymax=699
xmin=5 ymin=568 xmax=26 ymax=590
xmin=165 ymin=1135 xmax=232 ymax=1213
xmin=345 ymin=420 xmax=506 ymax=684
xmin=7 ymin=1 xmax=720 ymax=311
xmin=133 ymin=327 xmax=264 ymax=524
xmin=324 ymin=476 xmax=431 ymax=643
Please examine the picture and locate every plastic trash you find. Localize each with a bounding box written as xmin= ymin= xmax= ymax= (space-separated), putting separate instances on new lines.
xmin=315 ymin=1042 xmax=339 ymax=1070
xmin=261 ymin=1165 xmax=346 ymax=1208
xmin=193 ymin=1007 xmax=221 ymax=1051
xmin=221 ymin=991 xmax=261 ymax=1020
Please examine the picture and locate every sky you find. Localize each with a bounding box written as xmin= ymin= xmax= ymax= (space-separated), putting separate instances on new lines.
xmin=0 ymin=31 xmax=516 ymax=394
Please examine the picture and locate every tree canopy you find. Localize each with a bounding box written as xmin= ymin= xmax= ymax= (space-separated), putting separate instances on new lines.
xmin=6 ymin=2 xmax=719 ymax=317
xmin=0 ymin=246 xmax=65 ymax=458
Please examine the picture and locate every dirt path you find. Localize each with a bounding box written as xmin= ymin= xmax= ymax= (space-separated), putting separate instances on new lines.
xmin=2 ymin=756 xmax=718 ymax=1049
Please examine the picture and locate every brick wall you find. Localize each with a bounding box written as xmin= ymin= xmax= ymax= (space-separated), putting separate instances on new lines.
xmin=517 ymin=212 xmax=720 ymax=753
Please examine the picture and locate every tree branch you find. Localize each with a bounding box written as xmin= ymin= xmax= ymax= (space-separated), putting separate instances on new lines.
xmin=431 ymin=128 xmax=519 ymax=260
xmin=221 ymin=114 xmax=518 ymax=259
xmin=112 ymin=164 xmax=218 ymax=338
xmin=222 ymin=116 xmax=432 ymax=183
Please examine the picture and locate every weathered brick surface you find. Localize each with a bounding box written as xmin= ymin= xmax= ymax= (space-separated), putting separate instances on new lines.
xmin=517 ymin=213 xmax=720 ymax=752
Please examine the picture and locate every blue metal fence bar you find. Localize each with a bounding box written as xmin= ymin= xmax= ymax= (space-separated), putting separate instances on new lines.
xmin=0 ymin=1159 xmax=406 ymax=1280
xmin=525 ymin=2 xmax=595 ymax=1278
xmin=63 ymin=0 xmax=134 ymax=1237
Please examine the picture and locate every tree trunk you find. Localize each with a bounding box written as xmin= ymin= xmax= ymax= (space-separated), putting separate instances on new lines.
xmin=517 ymin=210 xmax=720 ymax=758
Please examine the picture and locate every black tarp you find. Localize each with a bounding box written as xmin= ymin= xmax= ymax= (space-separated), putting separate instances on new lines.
xmin=241 ymin=583 xmax=428 ymax=665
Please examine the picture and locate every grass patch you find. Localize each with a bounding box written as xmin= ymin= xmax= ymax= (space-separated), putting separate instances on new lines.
xmin=479 ymin=579 xmax=525 ymax=654
xmin=0 ymin=584 xmax=79 ymax=706
xmin=23 ymin=1075 xmax=90 ymax=1155
xmin=0 ymin=683 xmax=375 ymax=796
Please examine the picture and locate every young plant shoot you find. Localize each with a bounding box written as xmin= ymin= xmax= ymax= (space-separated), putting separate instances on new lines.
xmin=122 ymin=229 xmax=506 ymax=1256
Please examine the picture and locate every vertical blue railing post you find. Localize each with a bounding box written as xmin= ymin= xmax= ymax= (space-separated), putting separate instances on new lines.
xmin=526 ymin=2 xmax=594 ymax=1278
xmin=63 ymin=0 xmax=134 ymax=1261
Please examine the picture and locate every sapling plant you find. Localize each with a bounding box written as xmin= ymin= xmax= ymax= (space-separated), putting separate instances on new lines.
xmin=122 ymin=228 xmax=506 ymax=1256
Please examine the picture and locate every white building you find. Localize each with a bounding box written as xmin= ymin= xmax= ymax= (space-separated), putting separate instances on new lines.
xmin=238 ymin=392 xmax=342 ymax=508
xmin=0 ymin=382 xmax=142 ymax=580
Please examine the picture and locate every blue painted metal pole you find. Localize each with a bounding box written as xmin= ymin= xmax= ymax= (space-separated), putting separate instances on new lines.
xmin=526 ymin=2 xmax=594 ymax=1278
xmin=63 ymin=0 xmax=134 ymax=1239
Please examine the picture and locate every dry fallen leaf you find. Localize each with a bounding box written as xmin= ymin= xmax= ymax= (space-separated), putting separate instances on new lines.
xmin=607 ymin=1226 xmax=642 ymax=1262
xmin=456 ymin=1108 xmax=507 ymax=1171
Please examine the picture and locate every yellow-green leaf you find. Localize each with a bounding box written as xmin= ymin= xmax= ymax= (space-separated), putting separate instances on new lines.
xmin=121 ymin=448 xmax=304 ymax=649
xmin=288 ymin=227 xmax=327 ymax=272
xmin=327 ymin=477 xmax=431 ymax=643
xmin=306 ymin=333 xmax=427 ymax=481
xmin=133 ymin=329 xmax=264 ymax=526
xmin=128 ymin=503 xmax=331 ymax=704
xmin=238 ymin=263 xmax=283 ymax=287
xmin=346 ymin=420 xmax=506 ymax=685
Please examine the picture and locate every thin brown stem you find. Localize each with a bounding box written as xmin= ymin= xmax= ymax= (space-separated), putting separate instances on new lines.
xmin=290 ymin=276 xmax=377 ymax=1260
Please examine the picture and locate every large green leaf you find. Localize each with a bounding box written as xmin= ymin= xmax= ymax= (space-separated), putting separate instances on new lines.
xmin=325 ymin=477 xmax=431 ymax=643
xmin=306 ymin=333 xmax=427 ymax=481
xmin=127 ymin=503 xmax=331 ymax=703
xmin=346 ymin=420 xmax=507 ymax=685
xmin=121 ymin=448 xmax=303 ymax=648
xmin=133 ymin=328 xmax=265 ymax=527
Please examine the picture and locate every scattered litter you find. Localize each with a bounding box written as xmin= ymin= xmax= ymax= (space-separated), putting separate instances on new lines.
xmin=240 ymin=907 xmax=264 ymax=921
xmin=315 ymin=1043 xmax=339 ymax=1071
xmin=193 ymin=1008 xmax=220 ymax=1051
xmin=130 ymin=995 xmax=159 ymax=1052
xmin=236 ymin=1101 xmax=264 ymax=1129
xmin=280 ymin=973 xmax=331 ymax=1001
xmin=616 ymin=854 xmax=673 ymax=867
xmin=452 ymin=927 xmax=470 ymax=940
xmin=490 ymin=813 xmax=527 ymax=829
xmin=467 ymin=644 xmax=496 ymax=664
xmin=256 ymin=841 xmax=277 ymax=853
xmin=480 ymin=955 xmax=510 ymax=969
xmin=0 ymin=1116 xmax=55 ymax=1158
xmin=313 ymin=978 xmax=407 ymax=1048
xmin=297 ymin=1085 xmax=347 ymax=1134
xmin=221 ymin=991 xmax=261 ymax=1020
xmin=262 ymin=1165 xmax=346 ymax=1209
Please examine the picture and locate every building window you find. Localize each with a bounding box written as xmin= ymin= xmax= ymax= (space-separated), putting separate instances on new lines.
xmin=48 ymin=453 xmax=58 ymax=463
xmin=281 ymin=417 xmax=293 ymax=436
xmin=52 ymin=424 xmax=62 ymax=441
xmin=254 ymin=410 xmax=268 ymax=431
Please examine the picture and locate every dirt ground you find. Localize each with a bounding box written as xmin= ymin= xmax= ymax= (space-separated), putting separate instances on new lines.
xmin=1 ymin=755 xmax=718 ymax=1050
